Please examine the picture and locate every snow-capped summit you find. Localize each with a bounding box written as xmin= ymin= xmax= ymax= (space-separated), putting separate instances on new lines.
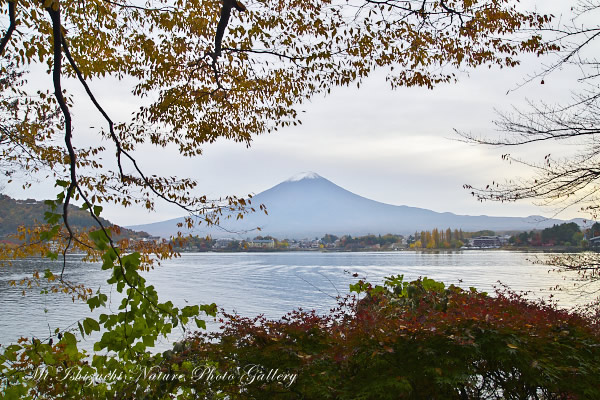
xmin=285 ymin=171 xmax=322 ymax=182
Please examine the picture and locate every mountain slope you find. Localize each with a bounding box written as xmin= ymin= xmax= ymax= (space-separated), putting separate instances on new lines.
xmin=127 ymin=172 xmax=586 ymax=239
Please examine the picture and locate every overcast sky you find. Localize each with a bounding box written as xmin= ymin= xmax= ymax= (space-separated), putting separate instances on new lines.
xmin=3 ymin=1 xmax=589 ymax=226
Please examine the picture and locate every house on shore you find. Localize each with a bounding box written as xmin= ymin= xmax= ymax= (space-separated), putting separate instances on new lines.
xmin=470 ymin=236 xmax=501 ymax=248
xmin=589 ymin=236 xmax=600 ymax=249
xmin=246 ymin=239 xmax=275 ymax=249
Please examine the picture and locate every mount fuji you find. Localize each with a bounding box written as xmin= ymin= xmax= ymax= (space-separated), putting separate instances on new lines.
xmin=127 ymin=172 xmax=585 ymax=239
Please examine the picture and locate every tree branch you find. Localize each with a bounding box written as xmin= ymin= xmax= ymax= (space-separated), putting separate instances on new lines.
xmin=222 ymin=47 xmax=306 ymax=62
xmin=60 ymin=33 xmax=124 ymax=178
xmin=214 ymin=0 xmax=246 ymax=59
xmin=45 ymin=5 xmax=77 ymax=272
xmin=0 ymin=0 xmax=16 ymax=56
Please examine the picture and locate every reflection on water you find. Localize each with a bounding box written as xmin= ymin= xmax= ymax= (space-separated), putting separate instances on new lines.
xmin=0 ymin=251 xmax=595 ymax=348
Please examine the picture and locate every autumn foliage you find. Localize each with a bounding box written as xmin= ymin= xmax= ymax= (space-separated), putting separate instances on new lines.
xmin=166 ymin=277 xmax=600 ymax=399
xmin=0 ymin=1 xmax=584 ymax=399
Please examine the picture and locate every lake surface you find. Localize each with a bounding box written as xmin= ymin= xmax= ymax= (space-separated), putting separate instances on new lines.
xmin=0 ymin=251 xmax=596 ymax=349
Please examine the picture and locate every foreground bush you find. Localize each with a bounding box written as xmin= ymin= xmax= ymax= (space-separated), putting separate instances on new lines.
xmin=163 ymin=277 xmax=600 ymax=399
xmin=2 ymin=277 xmax=599 ymax=399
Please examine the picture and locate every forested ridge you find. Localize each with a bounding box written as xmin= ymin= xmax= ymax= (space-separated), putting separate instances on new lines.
xmin=0 ymin=194 xmax=147 ymax=239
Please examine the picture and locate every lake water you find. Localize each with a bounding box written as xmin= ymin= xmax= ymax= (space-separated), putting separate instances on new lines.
xmin=0 ymin=251 xmax=596 ymax=350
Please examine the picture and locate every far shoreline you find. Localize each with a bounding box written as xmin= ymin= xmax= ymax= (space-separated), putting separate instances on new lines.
xmin=175 ymin=246 xmax=591 ymax=254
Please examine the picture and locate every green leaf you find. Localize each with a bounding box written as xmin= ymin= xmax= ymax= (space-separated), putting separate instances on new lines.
xmin=195 ymin=318 xmax=206 ymax=330
xmin=82 ymin=318 xmax=100 ymax=335
xmin=200 ymin=303 xmax=217 ymax=317
xmin=62 ymin=332 xmax=77 ymax=346
xmin=55 ymin=179 xmax=70 ymax=188
xmin=44 ymin=269 xmax=54 ymax=280
xmin=87 ymin=296 xmax=99 ymax=311
xmin=182 ymin=305 xmax=199 ymax=318
xmin=142 ymin=335 xmax=155 ymax=347
xmin=44 ymin=212 xmax=62 ymax=225
xmin=43 ymin=353 xmax=56 ymax=365
xmin=89 ymin=229 xmax=111 ymax=248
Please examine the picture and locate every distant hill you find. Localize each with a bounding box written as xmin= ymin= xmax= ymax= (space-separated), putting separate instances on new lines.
xmin=0 ymin=194 xmax=149 ymax=240
xmin=127 ymin=172 xmax=588 ymax=239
